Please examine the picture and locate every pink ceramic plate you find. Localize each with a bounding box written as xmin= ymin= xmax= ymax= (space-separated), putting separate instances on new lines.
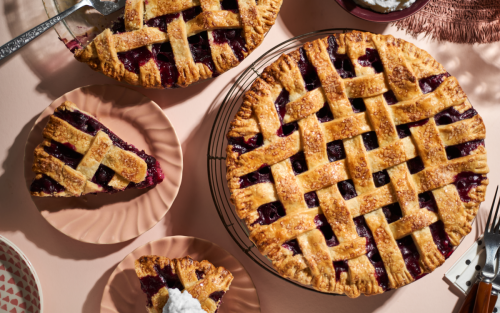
xmin=0 ymin=235 xmax=42 ymax=313
xmin=335 ymin=0 xmax=430 ymax=22
xmin=100 ymin=236 xmax=260 ymax=313
xmin=23 ymin=85 xmax=183 ymax=244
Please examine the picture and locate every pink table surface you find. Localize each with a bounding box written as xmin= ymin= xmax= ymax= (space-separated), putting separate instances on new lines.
xmin=1 ymin=0 xmax=500 ymax=312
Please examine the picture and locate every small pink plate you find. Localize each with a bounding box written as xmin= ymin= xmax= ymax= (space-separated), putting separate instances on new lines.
xmin=0 ymin=235 xmax=42 ymax=313
xmin=335 ymin=0 xmax=430 ymax=22
xmin=100 ymin=236 xmax=260 ymax=313
xmin=23 ymin=85 xmax=183 ymax=244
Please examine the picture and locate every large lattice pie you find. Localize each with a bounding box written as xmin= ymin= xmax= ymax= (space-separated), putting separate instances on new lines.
xmin=74 ymin=0 xmax=282 ymax=89
xmin=30 ymin=101 xmax=164 ymax=197
xmin=135 ymin=255 xmax=233 ymax=313
xmin=225 ymin=31 xmax=489 ymax=297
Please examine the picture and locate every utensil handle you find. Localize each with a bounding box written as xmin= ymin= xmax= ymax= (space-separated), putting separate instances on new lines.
xmin=459 ymin=282 xmax=480 ymax=313
xmin=488 ymin=294 xmax=498 ymax=313
xmin=474 ymin=281 xmax=493 ymax=313
xmin=0 ymin=0 xmax=90 ymax=61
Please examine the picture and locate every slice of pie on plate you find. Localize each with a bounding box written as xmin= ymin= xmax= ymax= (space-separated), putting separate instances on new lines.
xmin=30 ymin=101 xmax=164 ymax=197
xmin=135 ymin=255 xmax=233 ymax=313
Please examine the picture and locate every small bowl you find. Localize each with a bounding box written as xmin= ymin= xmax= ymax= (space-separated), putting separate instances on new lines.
xmin=334 ymin=0 xmax=431 ymax=23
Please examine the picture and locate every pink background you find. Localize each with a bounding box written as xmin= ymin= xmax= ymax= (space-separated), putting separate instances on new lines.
xmin=1 ymin=0 xmax=500 ymax=312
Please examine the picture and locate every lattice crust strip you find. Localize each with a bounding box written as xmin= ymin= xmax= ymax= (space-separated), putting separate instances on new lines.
xmin=225 ymin=31 xmax=489 ymax=297
xmin=74 ymin=0 xmax=283 ymax=89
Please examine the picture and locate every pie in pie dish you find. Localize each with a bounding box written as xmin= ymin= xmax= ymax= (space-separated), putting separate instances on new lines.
xmin=225 ymin=31 xmax=489 ymax=297
xmin=135 ymin=255 xmax=233 ymax=313
xmin=74 ymin=0 xmax=283 ymax=89
xmin=30 ymin=101 xmax=164 ymax=197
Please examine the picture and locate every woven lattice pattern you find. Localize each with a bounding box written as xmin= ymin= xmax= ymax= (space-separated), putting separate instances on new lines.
xmin=226 ymin=31 xmax=489 ymax=297
xmin=75 ymin=0 xmax=282 ymax=89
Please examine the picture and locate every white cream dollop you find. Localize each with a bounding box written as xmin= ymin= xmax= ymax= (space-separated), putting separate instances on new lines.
xmin=352 ymin=0 xmax=417 ymax=13
xmin=162 ymin=289 xmax=206 ymax=313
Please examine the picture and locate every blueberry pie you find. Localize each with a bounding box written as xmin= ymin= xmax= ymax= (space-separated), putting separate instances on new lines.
xmin=30 ymin=101 xmax=164 ymax=197
xmin=74 ymin=0 xmax=282 ymax=89
xmin=135 ymin=255 xmax=233 ymax=313
xmin=226 ymin=31 xmax=489 ymax=297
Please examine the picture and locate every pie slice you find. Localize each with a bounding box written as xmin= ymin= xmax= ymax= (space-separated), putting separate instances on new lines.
xmin=30 ymin=101 xmax=164 ymax=197
xmin=135 ymin=255 xmax=233 ymax=313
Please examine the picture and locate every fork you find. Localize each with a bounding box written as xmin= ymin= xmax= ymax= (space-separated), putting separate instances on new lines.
xmin=0 ymin=0 xmax=126 ymax=61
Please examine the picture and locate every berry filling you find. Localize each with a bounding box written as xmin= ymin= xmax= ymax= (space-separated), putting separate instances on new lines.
xmin=182 ymin=6 xmax=202 ymax=22
xmin=139 ymin=275 xmax=164 ymax=307
xmin=111 ymin=17 xmax=126 ymax=34
xmin=277 ymin=122 xmax=299 ymax=137
xmin=326 ymin=35 xmax=355 ymax=79
xmin=382 ymin=203 xmax=403 ymax=224
xmin=357 ymin=48 xmax=384 ymax=73
xmin=453 ymin=172 xmax=486 ymax=202
xmin=282 ymin=239 xmax=302 ymax=256
xmin=354 ymin=216 xmax=389 ymax=290
xmin=91 ymin=165 xmax=116 ymax=192
xmin=220 ymin=0 xmax=239 ymax=11
xmin=396 ymin=119 xmax=428 ymax=139
xmin=350 ymin=98 xmax=366 ymax=113
xmin=429 ymin=221 xmax=453 ymax=258
xmin=188 ymin=32 xmax=218 ymax=76
xmin=434 ymin=107 xmax=477 ymax=126
xmin=43 ymin=140 xmax=83 ymax=169
xmin=145 ymin=13 xmax=180 ymax=32
xmin=195 ymin=270 xmax=205 ymax=280
xmin=333 ymin=261 xmax=349 ymax=281
xmin=297 ymin=48 xmax=321 ymax=91
xmin=209 ymin=290 xmax=225 ymax=304
xmin=446 ymin=139 xmax=484 ymax=160
xmin=229 ymin=133 xmax=264 ymax=155
xmin=373 ymin=170 xmax=390 ymax=188
xmin=362 ymin=131 xmax=379 ymax=151
xmin=314 ymin=214 xmax=339 ymax=247
xmin=418 ymin=191 xmax=438 ymax=212
xmin=396 ymin=235 xmax=422 ymax=279
xmin=30 ymin=175 xmax=65 ymax=194
xmin=239 ymin=165 xmax=273 ymax=188
xmin=304 ymin=191 xmax=319 ymax=208
xmin=419 ymin=73 xmax=450 ymax=94
xmin=338 ymin=180 xmax=357 ymax=201
xmin=117 ymin=46 xmax=153 ymax=75
xmin=274 ymin=89 xmax=290 ymax=122
xmin=289 ymin=152 xmax=308 ymax=175
xmin=327 ymin=140 xmax=346 ymax=162
xmin=140 ymin=264 xmax=183 ymax=307
xmin=252 ymin=201 xmax=286 ymax=226
xmin=212 ymin=29 xmax=247 ymax=61
xmin=316 ymin=103 xmax=334 ymax=123
xmin=152 ymin=42 xmax=179 ymax=88
xmin=383 ymin=90 xmax=398 ymax=105
xmin=407 ymin=156 xmax=425 ymax=174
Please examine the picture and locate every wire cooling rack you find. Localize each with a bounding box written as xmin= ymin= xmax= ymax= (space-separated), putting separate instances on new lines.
xmin=207 ymin=28 xmax=359 ymax=293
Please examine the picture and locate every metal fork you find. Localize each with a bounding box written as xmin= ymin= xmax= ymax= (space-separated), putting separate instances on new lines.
xmin=0 ymin=0 xmax=126 ymax=61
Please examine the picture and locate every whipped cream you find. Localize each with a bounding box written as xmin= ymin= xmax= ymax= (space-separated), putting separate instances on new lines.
xmin=352 ymin=0 xmax=417 ymax=13
xmin=163 ymin=289 xmax=205 ymax=313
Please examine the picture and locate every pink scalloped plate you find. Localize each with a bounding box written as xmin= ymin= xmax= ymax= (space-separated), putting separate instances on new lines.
xmin=100 ymin=236 xmax=260 ymax=313
xmin=0 ymin=235 xmax=42 ymax=313
xmin=23 ymin=85 xmax=183 ymax=244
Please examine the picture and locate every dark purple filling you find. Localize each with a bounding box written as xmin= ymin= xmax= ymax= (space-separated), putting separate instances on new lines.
xmin=326 ymin=35 xmax=355 ymax=79
xmin=117 ymin=46 xmax=153 ymax=75
xmin=289 ymin=152 xmax=308 ymax=175
xmin=354 ymin=216 xmax=389 ymax=290
xmin=373 ymin=170 xmax=390 ymax=187
xmin=43 ymin=141 xmax=83 ymax=169
xmin=212 ymin=29 xmax=247 ymax=61
xmin=297 ymin=48 xmax=321 ymax=91
xmin=434 ymin=107 xmax=477 ymax=126
xmin=182 ymin=6 xmax=202 ymax=22
xmin=314 ymin=214 xmax=339 ymax=247
xmin=251 ymin=201 xmax=286 ymax=226
xmin=350 ymin=98 xmax=366 ymax=113
xmin=139 ymin=275 xmax=164 ymax=307
xmin=277 ymin=122 xmax=299 ymax=137
xmin=156 ymin=264 xmax=183 ymax=289
xmin=220 ymin=0 xmax=239 ymax=11
xmin=111 ymin=17 xmax=126 ymax=34
xmin=396 ymin=236 xmax=422 ymax=279
xmin=30 ymin=175 xmax=65 ymax=194
xmin=338 ymin=180 xmax=357 ymax=201
xmin=52 ymin=109 xmax=164 ymax=189
xmin=209 ymin=291 xmax=225 ymax=303
xmin=446 ymin=139 xmax=484 ymax=160
xmin=228 ymin=133 xmax=263 ymax=155
xmin=383 ymin=90 xmax=398 ymax=105
xmin=357 ymin=48 xmax=384 ymax=73
xmin=316 ymin=103 xmax=334 ymax=123
xmin=239 ymin=165 xmax=273 ymax=188
xmin=362 ymin=131 xmax=379 ymax=151
xmin=453 ymin=172 xmax=486 ymax=202
xmin=429 ymin=221 xmax=453 ymax=258
xmin=419 ymin=73 xmax=450 ymax=94
xmin=327 ymin=140 xmax=346 ymax=162
xmin=407 ymin=156 xmax=425 ymax=174
xmin=304 ymin=191 xmax=319 ymax=208
xmin=274 ymin=89 xmax=290 ymax=122
xmin=188 ymin=32 xmax=218 ymax=75
xmin=91 ymin=165 xmax=116 ymax=192
xmin=333 ymin=261 xmax=349 ymax=281
xmin=396 ymin=119 xmax=428 ymax=139
xmin=382 ymin=202 xmax=403 ymax=224
xmin=152 ymin=42 xmax=179 ymax=88
xmin=418 ymin=191 xmax=438 ymax=212
xmin=145 ymin=13 xmax=180 ymax=32
xmin=195 ymin=270 xmax=205 ymax=280
xmin=282 ymin=239 xmax=302 ymax=256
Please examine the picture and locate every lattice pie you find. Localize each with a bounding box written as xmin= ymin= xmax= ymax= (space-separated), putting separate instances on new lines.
xmin=226 ymin=31 xmax=489 ymax=297
xmin=74 ymin=0 xmax=283 ymax=89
